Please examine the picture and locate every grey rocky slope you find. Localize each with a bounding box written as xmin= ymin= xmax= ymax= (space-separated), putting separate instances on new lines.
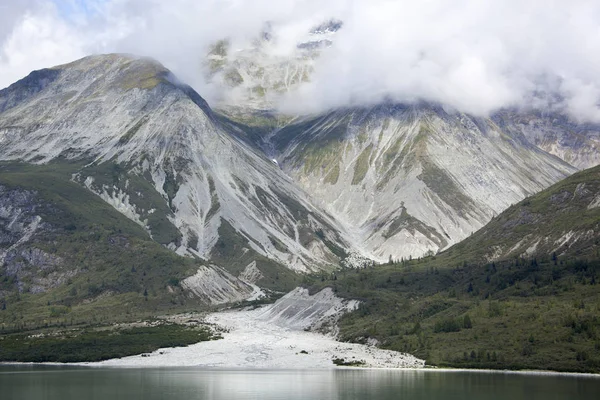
xmin=0 ymin=54 xmax=350 ymax=273
xmin=446 ymin=163 xmax=600 ymax=263
xmin=264 ymin=105 xmax=577 ymax=261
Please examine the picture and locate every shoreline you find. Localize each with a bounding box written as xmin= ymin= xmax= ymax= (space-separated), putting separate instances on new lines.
xmin=74 ymin=309 xmax=424 ymax=369
xmin=1 ymin=362 xmax=599 ymax=378
xmin=2 ymin=309 xmax=598 ymax=377
xmin=2 ymin=290 xmax=598 ymax=377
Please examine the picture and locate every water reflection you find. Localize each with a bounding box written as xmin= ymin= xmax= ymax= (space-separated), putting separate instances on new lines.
xmin=333 ymin=369 xmax=600 ymax=400
xmin=1 ymin=366 xmax=599 ymax=400
xmin=153 ymin=369 xmax=340 ymax=399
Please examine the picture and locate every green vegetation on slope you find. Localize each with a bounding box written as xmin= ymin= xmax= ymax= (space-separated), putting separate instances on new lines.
xmin=307 ymin=165 xmax=600 ymax=373
xmin=118 ymin=115 xmax=149 ymax=145
xmin=0 ymin=161 xmax=205 ymax=333
xmin=309 ymin=253 xmax=600 ymax=373
xmin=210 ymin=219 xmax=301 ymax=292
xmin=117 ymin=60 xmax=169 ymax=91
xmin=119 ymin=61 xmax=168 ymax=90
xmin=351 ymin=144 xmax=373 ymax=185
xmin=446 ymin=165 xmax=600 ymax=262
xmin=324 ymin=164 xmax=340 ymax=185
xmin=77 ymin=160 xmax=183 ymax=245
xmin=215 ymin=109 xmax=291 ymax=149
xmin=0 ymin=323 xmax=217 ymax=363
xmin=270 ymin=112 xmax=351 ymax=172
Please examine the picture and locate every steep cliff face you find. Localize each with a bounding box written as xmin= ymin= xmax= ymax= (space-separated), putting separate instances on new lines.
xmin=268 ymin=105 xmax=576 ymax=261
xmin=0 ymin=54 xmax=350 ymax=273
xmin=0 ymin=185 xmax=62 ymax=295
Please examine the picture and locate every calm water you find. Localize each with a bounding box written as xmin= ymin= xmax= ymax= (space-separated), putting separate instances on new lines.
xmin=1 ymin=366 xmax=599 ymax=400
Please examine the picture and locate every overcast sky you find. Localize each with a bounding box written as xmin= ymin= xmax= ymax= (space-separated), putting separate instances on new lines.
xmin=1 ymin=0 xmax=600 ymax=121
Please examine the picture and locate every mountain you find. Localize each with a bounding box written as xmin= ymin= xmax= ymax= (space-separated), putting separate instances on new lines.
xmin=308 ymin=164 xmax=600 ymax=373
xmin=206 ymin=19 xmax=600 ymax=176
xmin=264 ymin=105 xmax=577 ymax=261
xmin=0 ymin=52 xmax=593 ymax=292
xmin=0 ymin=54 xmax=351 ymax=275
xmin=205 ymin=22 xmax=595 ymax=262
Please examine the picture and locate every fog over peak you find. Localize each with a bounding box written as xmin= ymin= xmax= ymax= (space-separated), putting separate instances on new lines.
xmin=2 ymin=0 xmax=600 ymax=121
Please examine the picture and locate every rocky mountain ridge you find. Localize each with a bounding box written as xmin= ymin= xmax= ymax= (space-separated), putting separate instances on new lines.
xmin=234 ymin=105 xmax=577 ymax=261
xmin=0 ymin=54 xmax=351 ymax=274
xmin=0 ymin=52 xmax=598 ymax=275
xmin=206 ymin=18 xmax=600 ymax=174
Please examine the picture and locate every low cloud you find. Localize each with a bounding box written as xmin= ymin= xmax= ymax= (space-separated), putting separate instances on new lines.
xmin=1 ymin=0 xmax=600 ymax=121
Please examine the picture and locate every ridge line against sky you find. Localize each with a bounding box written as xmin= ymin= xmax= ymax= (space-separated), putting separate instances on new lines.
xmin=1 ymin=0 xmax=600 ymax=121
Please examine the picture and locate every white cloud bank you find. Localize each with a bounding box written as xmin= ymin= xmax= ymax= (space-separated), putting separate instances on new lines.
xmin=1 ymin=0 xmax=600 ymax=121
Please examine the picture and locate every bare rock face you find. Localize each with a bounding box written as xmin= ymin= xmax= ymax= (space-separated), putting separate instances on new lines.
xmin=0 ymin=186 xmax=46 ymax=265
xmin=492 ymin=110 xmax=600 ymax=170
xmin=255 ymin=287 xmax=359 ymax=336
xmin=238 ymin=261 xmax=264 ymax=284
xmin=0 ymin=185 xmax=68 ymax=293
xmin=181 ymin=265 xmax=260 ymax=305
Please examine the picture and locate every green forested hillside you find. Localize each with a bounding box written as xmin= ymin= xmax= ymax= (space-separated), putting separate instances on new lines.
xmin=446 ymin=165 xmax=600 ymax=262
xmin=308 ymin=166 xmax=600 ymax=372
xmin=0 ymin=161 xmax=210 ymax=331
